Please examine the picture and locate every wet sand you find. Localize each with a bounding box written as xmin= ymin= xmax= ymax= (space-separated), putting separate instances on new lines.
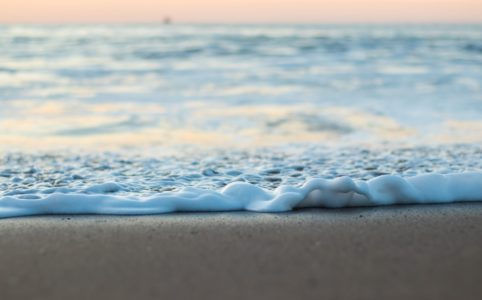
xmin=0 ymin=203 xmax=481 ymax=300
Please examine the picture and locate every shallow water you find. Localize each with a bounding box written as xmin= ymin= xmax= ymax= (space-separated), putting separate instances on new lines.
xmin=1 ymin=144 xmax=482 ymax=217
xmin=1 ymin=24 xmax=482 ymax=150
xmin=1 ymin=25 xmax=482 ymax=216
xmin=2 ymin=145 xmax=482 ymax=194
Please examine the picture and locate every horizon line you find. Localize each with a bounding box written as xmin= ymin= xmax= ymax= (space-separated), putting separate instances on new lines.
xmin=1 ymin=21 xmax=482 ymax=26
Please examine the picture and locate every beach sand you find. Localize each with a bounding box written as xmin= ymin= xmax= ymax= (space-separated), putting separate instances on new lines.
xmin=1 ymin=203 xmax=481 ymax=300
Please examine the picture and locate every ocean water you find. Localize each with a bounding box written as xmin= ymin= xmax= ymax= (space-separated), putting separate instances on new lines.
xmin=1 ymin=24 xmax=482 ymax=217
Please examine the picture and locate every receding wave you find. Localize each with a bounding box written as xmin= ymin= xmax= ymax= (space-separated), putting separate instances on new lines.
xmin=1 ymin=172 xmax=481 ymax=218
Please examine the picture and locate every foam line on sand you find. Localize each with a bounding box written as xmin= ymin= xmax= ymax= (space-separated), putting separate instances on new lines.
xmin=1 ymin=172 xmax=481 ymax=218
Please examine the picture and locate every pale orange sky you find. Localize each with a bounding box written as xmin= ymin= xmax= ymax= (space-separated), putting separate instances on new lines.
xmin=1 ymin=0 xmax=482 ymax=23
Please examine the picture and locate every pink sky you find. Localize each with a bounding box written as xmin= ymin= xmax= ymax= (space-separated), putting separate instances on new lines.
xmin=1 ymin=0 xmax=482 ymax=23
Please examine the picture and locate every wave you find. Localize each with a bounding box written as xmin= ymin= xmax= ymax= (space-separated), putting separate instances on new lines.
xmin=1 ymin=172 xmax=481 ymax=218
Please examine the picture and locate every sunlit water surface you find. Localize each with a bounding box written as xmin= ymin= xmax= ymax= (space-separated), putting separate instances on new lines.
xmin=1 ymin=24 xmax=482 ymax=200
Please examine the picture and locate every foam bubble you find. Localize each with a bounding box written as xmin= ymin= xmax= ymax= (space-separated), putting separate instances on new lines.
xmin=1 ymin=172 xmax=481 ymax=218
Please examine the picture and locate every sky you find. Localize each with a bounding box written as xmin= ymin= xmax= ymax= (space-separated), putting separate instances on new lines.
xmin=1 ymin=0 xmax=482 ymax=24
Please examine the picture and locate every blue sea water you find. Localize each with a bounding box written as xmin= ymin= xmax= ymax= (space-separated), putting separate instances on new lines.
xmin=1 ymin=24 xmax=482 ymax=217
xmin=1 ymin=24 xmax=481 ymax=150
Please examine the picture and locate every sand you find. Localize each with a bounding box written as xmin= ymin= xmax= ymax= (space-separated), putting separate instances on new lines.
xmin=0 ymin=203 xmax=481 ymax=300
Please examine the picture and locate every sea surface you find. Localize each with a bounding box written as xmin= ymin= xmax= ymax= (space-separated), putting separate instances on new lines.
xmin=1 ymin=24 xmax=482 ymax=216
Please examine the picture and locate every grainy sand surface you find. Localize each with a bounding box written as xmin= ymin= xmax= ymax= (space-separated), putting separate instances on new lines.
xmin=1 ymin=204 xmax=481 ymax=300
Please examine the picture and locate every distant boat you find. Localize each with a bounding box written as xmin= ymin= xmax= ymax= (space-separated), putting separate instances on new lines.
xmin=163 ymin=17 xmax=172 ymax=25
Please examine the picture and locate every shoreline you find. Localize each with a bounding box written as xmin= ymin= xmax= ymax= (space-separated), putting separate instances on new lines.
xmin=2 ymin=171 xmax=482 ymax=218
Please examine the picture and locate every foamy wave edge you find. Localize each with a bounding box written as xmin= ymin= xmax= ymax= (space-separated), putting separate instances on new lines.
xmin=1 ymin=172 xmax=481 ymax=218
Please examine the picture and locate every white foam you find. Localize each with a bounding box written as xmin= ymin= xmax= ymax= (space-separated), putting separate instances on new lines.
xmin=1 ymin=172 xmax=481 ymax=218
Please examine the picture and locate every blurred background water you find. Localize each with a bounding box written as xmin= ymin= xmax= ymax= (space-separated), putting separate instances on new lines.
xmin=1 ymin=24 xmax=482 ymax=151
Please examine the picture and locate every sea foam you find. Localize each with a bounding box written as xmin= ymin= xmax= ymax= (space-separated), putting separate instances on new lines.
xmin=1 ymin=172 xmax=481 ymax=218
